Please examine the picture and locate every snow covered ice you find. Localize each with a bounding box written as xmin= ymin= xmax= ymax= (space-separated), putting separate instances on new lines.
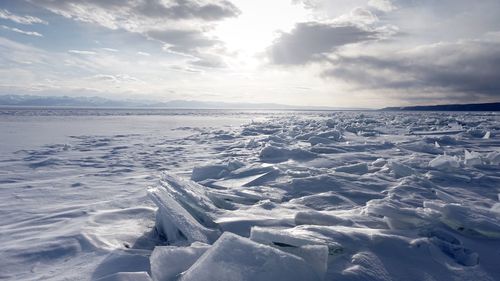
xmin=1 ymin=108 xmax=500 ymax=280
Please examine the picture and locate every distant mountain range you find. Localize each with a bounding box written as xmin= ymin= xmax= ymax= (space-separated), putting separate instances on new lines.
xmin=0 ymin=95 xmax=341 ymax=110
xmin=2 ymin=95 xmax=497 ymax=111
xmin=381 ymin=102 xmax=500 ymax=111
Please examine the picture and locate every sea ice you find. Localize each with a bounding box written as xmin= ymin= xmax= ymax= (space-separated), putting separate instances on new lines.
xmin=334 ymin=163 xmax=369 ymax=175
xmin=150 ymin=242 xmax=210 ymax=281
xmin=2 ymin=109 xmax=499 ymax=281
xmin=95 ymin=272 xmax=152 ymax=281
xmin=180 ymin=232 xmax=322 ymax=281
xmin=429 ymin=155 xmax=461 ymax=170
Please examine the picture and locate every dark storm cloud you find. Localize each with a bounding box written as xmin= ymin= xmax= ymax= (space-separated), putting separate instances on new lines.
xmin=268 ymin=22 xmax=379 ymax=65
xmin=322 ymin=38 xmax=500 ymax=101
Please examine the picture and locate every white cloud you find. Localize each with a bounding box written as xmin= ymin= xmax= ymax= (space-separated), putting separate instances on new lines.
xmin=0 ymin=24 xmax=43 ymax=37
xmin=68 ymin=50 xmax=97 ymax=55
xmin=89 ymin=74 xmax=144 ymax=84
xmin=29 ymin=0 xmax=241 ymax=68
xmin=0 ymin=9 xmax=48 ymax=25
xmin=101 ymin=48 xmax=118 ymax=52
xmin=368 ymin=0 xmax=395 ymax=12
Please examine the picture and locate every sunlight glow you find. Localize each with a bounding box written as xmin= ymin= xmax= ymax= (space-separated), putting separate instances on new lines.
xmin=212 ymin=0 xmax=311 ymax=62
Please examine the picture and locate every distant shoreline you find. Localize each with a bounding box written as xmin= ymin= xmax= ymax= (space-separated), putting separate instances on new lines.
xmin=381 ymin=102 xmax=500 ymax=112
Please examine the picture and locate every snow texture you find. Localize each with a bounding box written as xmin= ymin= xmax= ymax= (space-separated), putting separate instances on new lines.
xmin=0 ymin=108 xmax=499 ymax=280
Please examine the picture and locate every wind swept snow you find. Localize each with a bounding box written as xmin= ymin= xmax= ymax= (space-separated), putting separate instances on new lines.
xmin=0 ymin=109 xmax=499 ymax=280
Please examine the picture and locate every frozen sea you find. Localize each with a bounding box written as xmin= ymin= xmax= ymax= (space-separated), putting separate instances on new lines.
xmin=0 ymin=107 xmax=499 ymax=281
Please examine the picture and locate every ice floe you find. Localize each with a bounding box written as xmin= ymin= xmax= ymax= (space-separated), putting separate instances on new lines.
xmin=1 ymin=109 xmax=499 ymax=280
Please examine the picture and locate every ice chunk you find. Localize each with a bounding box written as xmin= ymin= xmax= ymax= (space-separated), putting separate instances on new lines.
xmin=424 ymin=201 xmax=500 ymax=238
xmin=295 ymin=211 xmax=353 ymax=227
xmin=95 ymin=271 xmax=152 ymax=281
xmin=191 ymin=164 xmax=229 ymax=181
xmin=148 ymin=184 xmax=220 ymax=244
xmin=289 ymin=192 xmax=357 ymax=211
xmin=388 ymin=161 xmax=416 ymax=178
xmin=259 ymin=146 xmax=317 ymax=163
xmin=483 ymin=131 xmax=491 ymax=139
xmin=464 ymin=150 xmax=482 ymax=167
xmin=334 ymin=163 xmax=369 ymax=175
xmin=466 ymin=128 xmax=487 ymax=138
xmin=150 ymin=242 xmax=210 ymax=281
xmin=429 ymin=155 xmax=460 ymax=171
xmin=400 ymin=141 xmax=442 ymax=154
xmin=366 ymin=199 xmax=428 ymax=230
xmin=180 ymin=232 xmax=322 ymax=281
xmin=486 ymin=151 xmax=500 ymax=165
xmin=251 ymin=226 xmax=317 ymax=246
xmin=259 ymin=146 xmax=289 ymax=162
xmin=280 ymin=245 xmax=328 ymax=279
xmin=317 ymin=130 xmax=343 ymax=141
xmin=210 ymin=170 xmax=275 ymax=189
xmin=191 ymin=160 xmax=244 ymax=181
xmin=308 ymin=136 xmax=335 ymax=146
xmin=371 ymin=158 xmax=387 ymax=167
xmin=95 ymin=272 xmax=152 ymax=281
xmin=159 ymin=173 xmax=219 ymax=226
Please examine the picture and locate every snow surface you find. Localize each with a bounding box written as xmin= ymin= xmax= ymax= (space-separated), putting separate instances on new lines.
xmin=1 ymin=109 xmax=500 ymax=280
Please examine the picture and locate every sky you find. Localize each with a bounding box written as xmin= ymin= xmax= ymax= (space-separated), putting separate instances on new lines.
xmin=0 ymin=0 xmax=499 ymax=107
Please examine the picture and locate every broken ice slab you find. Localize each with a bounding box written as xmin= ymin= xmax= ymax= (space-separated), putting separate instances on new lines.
xmin=148 ymin=180 xmax=220 ymax=244
xmin=486 ymin=151 xmax=500 ymax=165
xmin=295 ymin=211 xmax=353 ymax=227
xmin=158 ymin=173 xmax=220 ymax=227
xmin=259 ymin=145 xmax=317 ymax=163
xmin=428 ymin=155 xmax=460 ymax=171
xmin=190 ymin=160 xmax=244 ymax=182
xmin=210 ymin=168 xmax=279 ymax=189
xmin=149 ymin=187 xmax=220 ymax=244
xmin=150 ymin=242 xmax=210 ymax=281
xmin=334 ymin=163 xmax=369 ymax=175
xmin=249 ymin=227 xmax=318 ymax=247
xmin=424 ymin=200 xmax=500 ymax=239
xmin=464 ymin=150 xmax=483 ymax=166
xmin=180 ymin=232 xmax=323 ymax=281
xmin=94 ymin=272 xmax=152 ymax=281
xmin=407 ymin=129 xmax=465 ymax=135
xmin=388 ymin=161 xmax=417 ymax=178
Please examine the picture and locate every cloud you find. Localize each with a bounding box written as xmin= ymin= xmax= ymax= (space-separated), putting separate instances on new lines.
xmin=268 ymin=22 xmax=379 ymax=65
xmin=189 ymin=53 xmax=226 ymax=68
xmin=89 ymin=74 xmax=143 ymax=84
xmin=0 ymin=25 xmax=43 ymax=37
xmin=135 ymin=0 xmax=240 ymax=21
xmin=146 ymin=28 xmax=229 ymax=68
xmin=322 ymin=35 xmax=500 ymax=102
xmin=137 ymin=51 xmax=151 ymax=56
xmin=30 ymin=0 xmax=240 ymax=25
xmin=336 ymin=7 xmax=379 ymax=25
xmin=101 ymin=47 xmax=118 ymax=52
xmin=29 ymin=0 xmax=240 ymax=67
xmin=368 ymin=0 xmax=395 ymax=12
xmin=68 ymin=50 xmax=97 ymax=55
xmin=0 ymin=9 xmax=48 ymax=25
xmin=148 ymin=28 xmax=219 ymax=54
